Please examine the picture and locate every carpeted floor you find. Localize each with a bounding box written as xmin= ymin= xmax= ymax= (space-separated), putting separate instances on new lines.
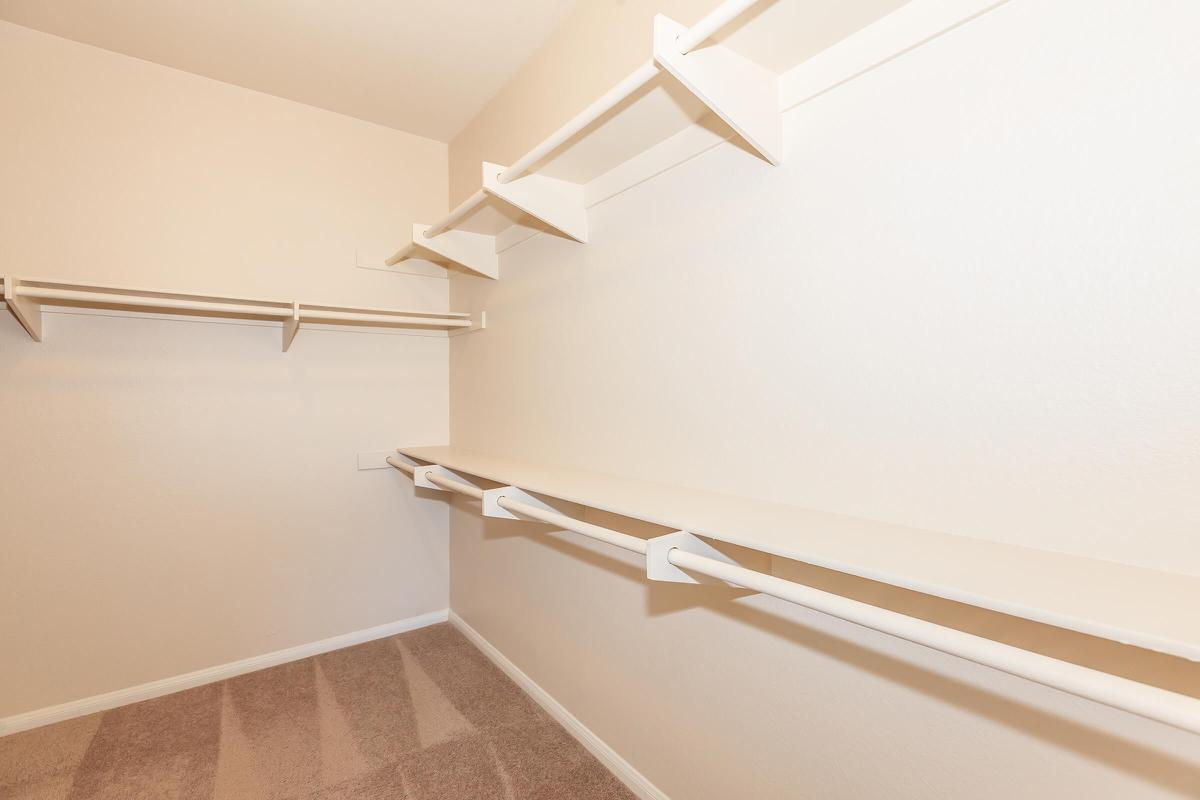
xmin=0 ymin=623 xmax=635 ymax=799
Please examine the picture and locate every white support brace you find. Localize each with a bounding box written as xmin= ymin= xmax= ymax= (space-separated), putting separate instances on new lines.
xmin=481 ymin=486 xmax=559 ymax=520
xmin=482 ymin=163 xmax=588 ymax=243
xmin=413 ymin=464 xmax=480 ymax=492
xmin=646 ymin=530 xmax=744 ymax=585
xmin=282 ymin=302 xmax=300 ymax=352
xmin=409 ymin=223 xmax=499 ymax=280
xmin=3 ymin=276 xmax=43 ymax=342
xmin=653 ymin=14 xmax=782 ymax=166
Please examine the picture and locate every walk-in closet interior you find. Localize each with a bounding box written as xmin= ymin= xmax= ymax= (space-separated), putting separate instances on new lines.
xmin=1 ymin=1 xmax=1198 ymax=798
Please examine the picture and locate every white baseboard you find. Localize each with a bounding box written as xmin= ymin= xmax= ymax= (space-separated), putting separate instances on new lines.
xmin=450 ymin=611 xmax=669 ymax=800
xmin=0 ymin=608 xmax=449 ymax=737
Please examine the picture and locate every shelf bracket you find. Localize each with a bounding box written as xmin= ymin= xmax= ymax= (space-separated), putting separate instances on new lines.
xmin=646 ymin=530 xmax=745 ymax=585
xmin=404 ymin=224 xmax=499 ymax=280
xmin=3 ymin=276 xmax=43 ymax=342
xmin=481 ymin=486 xmax=558 ymax=520
xmin=448 ymin=310 xmax=487 ymax=338
xmin=482 ymin=163 xmax=588 ymax=243
xmin=282 ymin=302 xmax=300 ymax=352
xmin=413 ymin=464 xmax=481 ymax=492
xmin=653 ymin=14 xmax=782 ymax=166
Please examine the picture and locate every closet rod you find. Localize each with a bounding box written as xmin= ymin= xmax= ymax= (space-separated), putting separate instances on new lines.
xmin=412 ymin=58 xmax=658 ymax=237
xmin=497 ymin=0 xmax=763 ymax=184
xmin=388 ymin=458 xmax=1200 ymax=736
xmin=405 ymin=0 xmax=767 ymax=254
xmin=13 ymin=287 xmax=293 ymax=317
xmin=676 ymin=0 xmax=761 ymax=54
xmin=422 ymin=190 xmax=489 ymax=239
xmin=496 ymin=60 xmax=661 ymax=185
xmin=668 ymin=549 xmax=1200 ymax=736
xmin=301 ymin=309 xmax=470 ymax=327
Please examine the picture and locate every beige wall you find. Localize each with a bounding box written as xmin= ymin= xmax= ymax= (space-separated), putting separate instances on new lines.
xmin=448 ymin=0 xmax=1200 ymax=797
xmin=0 ymin=22 xmax=450 ymax=718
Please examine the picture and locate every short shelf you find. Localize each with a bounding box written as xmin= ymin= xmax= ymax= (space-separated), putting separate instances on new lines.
xmin=1 ymin=275 xmax=483 ymax=350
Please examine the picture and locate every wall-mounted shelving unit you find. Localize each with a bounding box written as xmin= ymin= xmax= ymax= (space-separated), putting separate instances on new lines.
xmin=388 ymin=0 xmax=782 ymax=279
xmin=0 ymin=276 xmax=484 ymax=351
xmin=388 ymin=446 xmax=1200 ymax=735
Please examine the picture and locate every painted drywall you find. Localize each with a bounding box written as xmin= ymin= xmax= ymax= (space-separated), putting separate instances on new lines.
xmin=0 ymin=22 xmax=450 ymax=718
xmin=447 ymin=0 xmax=1200 ymax=797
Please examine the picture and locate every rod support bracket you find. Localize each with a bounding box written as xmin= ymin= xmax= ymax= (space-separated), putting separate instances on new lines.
xmin=413 ymin=464 xmax=478 ymax=492
xmin=482 ymin=485 xmax=557 ymax=520
xmin=646 ymin=530 xmax=742 ymax=584
xmin=3 ymin=276 xmax=43 ymax=342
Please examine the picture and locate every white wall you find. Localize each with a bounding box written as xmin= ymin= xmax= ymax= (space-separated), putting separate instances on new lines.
xmin=447 ymin=0 xmax=1200 ymax=797
xmin=0 ymin=22 xmax=450 ymax=718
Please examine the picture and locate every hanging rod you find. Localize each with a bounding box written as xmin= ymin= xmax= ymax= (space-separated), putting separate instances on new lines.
xmin=675 ymin=0 xmax=761 ymax=55
xmin=299 ymin=309 xmax=471 ymax=328
xmin=496 ymin=61 xmax=661 ymax=186
xmin=13 ymin=286 xmax=293 ymax=318
xmin=498 ymin=0 xmax=763 ymax=184
xmin=388 ymin=456 xmax=1200 ymax=736
xmin=402 ymin=0 xmax=770 ymax=251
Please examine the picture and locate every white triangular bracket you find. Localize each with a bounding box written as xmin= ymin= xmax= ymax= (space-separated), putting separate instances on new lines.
xmin=653 ymin=14 xmax=782 ymax=167
xmin=646 ymin=530 xmax=744 ymax=585
xmin=3 ymin=276 xmax=43 ymax=342
xmin=282 ymin=302 xmax=300 ymax=352
xmin=413 ymin=464 xmax=480 ymax=493
xmin=481 ymin=486 xmax=558 ymax=520
xmin=407 ymin=224 xmax=499 ymax=280
xmin=482 ymin=163 xmax=588 ymax=243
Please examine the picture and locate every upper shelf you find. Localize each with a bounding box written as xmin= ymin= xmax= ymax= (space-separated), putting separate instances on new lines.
xmin=389 ymin=0 xmax=784 ymax=279
xmin=398 ymin=445 xmax=1200 ymax=663
xmin=1 ymin=275 xmax=483 ymax=351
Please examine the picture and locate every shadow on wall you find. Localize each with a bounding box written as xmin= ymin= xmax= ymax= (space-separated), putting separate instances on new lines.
xmin=428 ymin=487 xmax=1200 ymax=797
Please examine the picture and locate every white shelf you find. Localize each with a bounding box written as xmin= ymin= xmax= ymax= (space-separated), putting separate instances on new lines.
xmin=388 ymin=1 xmax=783 ymax=279
xmin=1 ymin=276 xmax=483 ymax=351
xmin=398 ymin=445 xmax=1200 ymax=663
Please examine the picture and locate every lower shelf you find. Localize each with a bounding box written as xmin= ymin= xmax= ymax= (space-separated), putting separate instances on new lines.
xmin=397 ymin=445 xmax=1200 ymax=663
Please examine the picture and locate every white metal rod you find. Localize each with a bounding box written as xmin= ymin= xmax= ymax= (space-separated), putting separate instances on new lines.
xmin=299 ymin=310 xmax=471 ymax=328
xmin=495 ymin=495 xmax=649 ymax=555
xmin=497 ymin=60 xmax=661 ymax=184
xmin=423 ymin=189 xmax=488 ymax=239
xmin=385 ymin=457 xmax=415 ymax=476
xmin=15 ymin=287 xmax=292 ymax=317
xmin=667 ymin=548 xmax=1200 ymax=736
xmin=677 ymin=0 xmax=763 ymax=54
xmin=423 ymin=470 xmax=486 ymax=500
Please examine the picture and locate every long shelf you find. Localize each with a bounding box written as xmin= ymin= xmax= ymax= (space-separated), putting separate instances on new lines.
xmin=1 ymin=276 xmax=483 ymax=351
xmin=398 ymin=445 xmax=1200 ymax=663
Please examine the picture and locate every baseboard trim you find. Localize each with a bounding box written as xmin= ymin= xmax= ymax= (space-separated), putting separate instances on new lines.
xmin=0 ymin=608 xmax=449 ymax=737
xmin=450 ymin=611 xmax=670 ymax=800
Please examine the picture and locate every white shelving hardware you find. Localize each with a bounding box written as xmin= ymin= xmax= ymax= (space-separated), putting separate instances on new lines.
xmin=1 ymin=276 xmax=483 ymax=351
xmin=387 ymin=446 xmax=1200 ymax=736
xmin=388 ymin=0 xmax=780 ymax=279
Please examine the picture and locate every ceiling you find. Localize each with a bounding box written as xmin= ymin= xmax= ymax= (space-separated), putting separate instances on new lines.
xmin=0 ymin=0 xmax=576 ymax=142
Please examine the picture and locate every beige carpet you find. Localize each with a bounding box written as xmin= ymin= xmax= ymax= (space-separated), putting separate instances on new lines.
xmin=0 ymin=623 xmax=636 ymax=799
